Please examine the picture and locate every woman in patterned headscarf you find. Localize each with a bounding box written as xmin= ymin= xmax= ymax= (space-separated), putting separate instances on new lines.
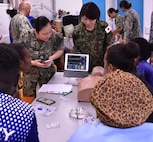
xmin=68 ymin=42 xmax=153 ymax=142
xmin=90 ymin=42 xmax=153 ymax=128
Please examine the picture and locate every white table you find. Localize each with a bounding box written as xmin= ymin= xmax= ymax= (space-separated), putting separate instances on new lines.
xmin=33 ymin=72 xmax=96 ymax=142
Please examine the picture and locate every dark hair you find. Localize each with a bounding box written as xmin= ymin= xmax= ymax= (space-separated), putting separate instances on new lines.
xmin=106 ymin=42 xmax=139 ymax=72
xmin=120 ymin=0 xmax=132 ymax=9
xmin=79 ymin=2 xmax=100 ymax=20
xmin=33 ymin=16 xmax=50 ymax=33
xmin=131 ymin=37 xmax=153 ymax=61
xmin=50 ymin=20 xmax=55 ymax=24
xmin=107 ymin=8 xmax=118 ymax=14
xmin=10 ymin=42 xmax=26 ymax=61
xmin=6 ymin=9 xmax=17 ymax=18
xmin=0 ymin=43 xmax=20 ymax=84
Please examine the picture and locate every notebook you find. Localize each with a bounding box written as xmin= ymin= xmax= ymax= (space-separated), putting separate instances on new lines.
xmin=64 ymin=53 xmax=89 ymax=78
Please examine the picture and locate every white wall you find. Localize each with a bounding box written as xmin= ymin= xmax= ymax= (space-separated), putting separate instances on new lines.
xmin=0 ymin=0 xmax=153 ymax=43
xmin=29 ymin=0 xmax=82 ymax=20
xmin=0 ymin=4 xmax=10 ymax=43
xmin=29 ymin=0 xmax=53 ymax=20
xmin=143 ymin=0 xmax=153 ymax=40
xmin=55 ymin=0 xmax=82 ymax=18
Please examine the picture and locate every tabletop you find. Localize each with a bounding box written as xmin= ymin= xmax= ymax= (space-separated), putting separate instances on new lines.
xmin=32 ymin=72 xmax=96 ymax=142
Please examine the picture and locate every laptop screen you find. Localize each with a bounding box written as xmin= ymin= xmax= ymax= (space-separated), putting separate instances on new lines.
xmin=64 ymin=53 xmax=89 ymax=78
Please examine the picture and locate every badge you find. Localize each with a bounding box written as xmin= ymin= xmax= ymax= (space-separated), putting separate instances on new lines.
xmin=105 ymin=25 xmax=111 ymax=33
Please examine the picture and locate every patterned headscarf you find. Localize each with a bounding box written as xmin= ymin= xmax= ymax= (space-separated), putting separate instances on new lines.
xmin=90 ymin=69 xmax=153 ymax=128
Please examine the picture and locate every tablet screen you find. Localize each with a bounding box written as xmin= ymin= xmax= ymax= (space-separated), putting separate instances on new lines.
xmin=64 ymin=53 xmax=89 ymax=72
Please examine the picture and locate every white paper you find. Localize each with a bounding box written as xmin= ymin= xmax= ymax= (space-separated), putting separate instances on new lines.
xmin=38 ymin=84 xmax=72 ymax=94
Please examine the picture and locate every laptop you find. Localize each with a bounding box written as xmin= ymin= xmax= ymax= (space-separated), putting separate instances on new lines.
xmin=64 ymin=53 xmax=89 ymax=78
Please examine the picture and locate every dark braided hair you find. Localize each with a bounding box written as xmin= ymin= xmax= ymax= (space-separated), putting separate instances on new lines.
xmin=107 ymin=8 xmax=119 ymax=14
xmin=0 ymin=43 xmax=20 ymax=84
xmin=33 ymin=16 xmax=50 ymax=33
xmin=10 ymin=42 xmax=26 ymax=60
xmin=131 ymin=37 xmax=153 ymax=61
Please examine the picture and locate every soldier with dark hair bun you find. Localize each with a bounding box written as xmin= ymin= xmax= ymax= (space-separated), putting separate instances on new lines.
xmin=119 ymin=0 xmax=141 ymax=43
xmin=6 ymin=8 xmax=17 ymax=43
xmin=19 ymin=16 xmax=64 ymax=98
xmin=149 ymin=11 xmax=153 ymax=44
xmin=107 ymin=8 xmax=124 ymax=37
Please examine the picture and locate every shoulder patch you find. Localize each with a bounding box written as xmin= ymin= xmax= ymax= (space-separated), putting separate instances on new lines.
xmin=105 ymin=25 xmax=111 ymax=33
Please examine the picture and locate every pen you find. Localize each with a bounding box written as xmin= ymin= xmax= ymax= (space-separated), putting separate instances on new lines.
xmin=62 ymin=90 xmax=73 ymax=96
xmin=46 ymin=91 xmax=72 ymax=96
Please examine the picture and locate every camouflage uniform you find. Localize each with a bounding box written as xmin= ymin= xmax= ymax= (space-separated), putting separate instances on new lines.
xmin=115 ymin=14 xmax=124 ymax=37
xmin=123 ymin=9 xmax=141 ymax=43
xmin=149 ymin=11 xmax=153 ymax=44
xmin=72 ymin=21 xmax=113 ymax=72
xmin=21 ymin=29 xmax=64 ymax=97
xmin=149 ymin=12 xmax=153 ymax=65
xmin=11 ymin=13 xmax=32 ymax=43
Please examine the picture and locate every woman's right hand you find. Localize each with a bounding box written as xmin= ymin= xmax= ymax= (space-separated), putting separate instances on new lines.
xmin=31 ymin=59 xmax=52 ymax=68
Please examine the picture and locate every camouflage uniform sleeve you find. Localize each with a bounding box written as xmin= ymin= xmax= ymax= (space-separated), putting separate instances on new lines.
xmin=18 ymin=30 xmax=32 ymax=49
xmin=115 ymin=15 xmax=124 ymax=30
xmin=149 ymin=12 xmax=153 ymax=43
xmin=124 ymin=11 xmax=134 ymax=42
xmin=72 ymin=24 xmax=83 ymax=53
xmin=11 ymin=14 xmax=32 ymax=43
xmin=19 ymin=16 xmax=32 ymax=39
xmin=101 ymin=21 xmax=114 ymax=46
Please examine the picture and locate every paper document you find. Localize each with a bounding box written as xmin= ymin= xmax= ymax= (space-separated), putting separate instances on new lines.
xmin=38 ymin=84 xmax=72 ymax=94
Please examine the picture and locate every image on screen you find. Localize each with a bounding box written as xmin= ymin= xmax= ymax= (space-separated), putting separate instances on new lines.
xmin=67 ymin=55 xmax=87 ymax=71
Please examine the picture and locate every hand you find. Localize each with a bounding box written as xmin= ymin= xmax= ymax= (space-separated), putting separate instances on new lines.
xmin=118 ymin=35 xmax=124 ymax=44
xmin=48 ymin=56 xmax=54 ymax=62
xmin=31 ymin=59 xmax=53 ymax=68
xmin=42 ymin=59 xmax=53 ymax=68
xmin=0 ymin=35 xmax=2 ymax=40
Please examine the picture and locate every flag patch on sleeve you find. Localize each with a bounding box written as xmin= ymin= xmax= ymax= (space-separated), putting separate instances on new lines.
xmin=105 ymin=26 xmax=111 ymax=33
